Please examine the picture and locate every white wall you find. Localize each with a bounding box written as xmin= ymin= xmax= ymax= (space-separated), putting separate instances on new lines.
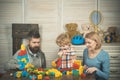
xmin=0 ymin=0 xmax=23 ymax=65
xmin=0 ymin=0 xmax=120 ymax=67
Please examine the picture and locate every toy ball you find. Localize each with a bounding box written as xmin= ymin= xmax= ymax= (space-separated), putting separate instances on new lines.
xmin=104 ymin=35 xmax=112 ymax=43
xmin=71 ymin=35 xmax=85 ymax=45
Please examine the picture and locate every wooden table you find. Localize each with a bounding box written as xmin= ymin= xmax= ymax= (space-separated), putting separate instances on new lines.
xmin=0 ymin=70 xmax=95 ymax=80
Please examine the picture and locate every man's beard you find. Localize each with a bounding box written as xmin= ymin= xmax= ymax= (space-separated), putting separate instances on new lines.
xmin=29 ymin=46 xmax=40 ymax=53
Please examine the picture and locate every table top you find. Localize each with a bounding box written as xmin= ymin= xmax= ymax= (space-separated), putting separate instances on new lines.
xmin=0 ymin=70 xmax=95 ymax=80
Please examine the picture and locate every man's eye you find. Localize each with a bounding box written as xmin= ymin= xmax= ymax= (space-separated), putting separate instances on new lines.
xmin=33 ymin=42 xmax=40 ymax=44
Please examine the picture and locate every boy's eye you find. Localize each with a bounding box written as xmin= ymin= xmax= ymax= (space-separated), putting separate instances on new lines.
xmin=85 ymin=42 xmax=90 ymax=44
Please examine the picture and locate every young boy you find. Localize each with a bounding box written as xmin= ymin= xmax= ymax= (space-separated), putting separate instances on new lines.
xmin=55 ymin=33 xmax=76 ymax=69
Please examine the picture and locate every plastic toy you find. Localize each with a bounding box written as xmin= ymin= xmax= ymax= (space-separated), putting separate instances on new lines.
xmin=29 ymin=75 xmax=37 ymax=80
xmin=46 ymin=68 xmax=62 ymax=78
xmin=44 ymin=76 xmax=50 ymax=80
xmin=37 ymin=74 xmax=42 ymax=80
xmin=17 ymin=44 xmax=29 ymax=70
xmin=71 ymin=35 xmax=85 ymax=45
xmin=104 ymin=35 xmax=112 ymax=43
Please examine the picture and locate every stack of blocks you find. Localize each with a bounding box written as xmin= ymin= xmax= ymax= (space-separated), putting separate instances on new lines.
xmin=14 ymin=44 xmax=87 ymax=80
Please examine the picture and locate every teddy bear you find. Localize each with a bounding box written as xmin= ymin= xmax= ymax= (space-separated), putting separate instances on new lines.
xmin=107 ymin=27 xmax=117 ymax=42
xmin=65 ymin=23 xmax=80 ymax=40
xmin=81 ymin=23 xmax=94 ymax=37
xmin=116 ymin=35 xmax=120 ymax=42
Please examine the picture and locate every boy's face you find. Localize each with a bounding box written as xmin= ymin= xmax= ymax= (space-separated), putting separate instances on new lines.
xmin=28 ymin=37 xmax=40 ymax=53
xmin=60 ymin=45 xmax=70 ymax=50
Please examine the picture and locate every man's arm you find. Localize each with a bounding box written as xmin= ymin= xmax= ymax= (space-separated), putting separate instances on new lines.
xmin=4 ymin=50 xmax=20 ymax=70
xmin=40 ymin=51 xmax=46 ymax=68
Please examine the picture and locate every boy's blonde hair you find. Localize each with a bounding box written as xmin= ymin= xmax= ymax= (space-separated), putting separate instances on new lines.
xmin=85 ymin=32 xmax=102 ymax=50
xmin=56 ymin=33 xmax=71 ymax=47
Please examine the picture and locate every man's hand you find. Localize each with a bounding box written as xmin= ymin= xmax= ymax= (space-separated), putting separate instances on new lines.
xmin=16 ymin=64 xmax=20 ymax=69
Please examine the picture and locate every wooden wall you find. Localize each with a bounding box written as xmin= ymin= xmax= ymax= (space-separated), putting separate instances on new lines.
xmin=0 ymin=0 xmax=120 ymax=67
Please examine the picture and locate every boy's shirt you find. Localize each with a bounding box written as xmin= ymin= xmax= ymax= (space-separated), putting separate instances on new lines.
xmin=59 ymin=47 xmax=76 ymax=68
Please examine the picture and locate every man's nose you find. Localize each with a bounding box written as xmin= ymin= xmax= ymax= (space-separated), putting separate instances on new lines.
xmin=35 ymin=43 xmax=40 ymax=46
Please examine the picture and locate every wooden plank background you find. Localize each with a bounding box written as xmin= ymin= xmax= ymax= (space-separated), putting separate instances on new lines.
xmin=0 ymin=0 xmax=120 ymax=68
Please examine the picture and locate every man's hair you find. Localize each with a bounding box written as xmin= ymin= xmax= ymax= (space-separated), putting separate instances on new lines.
xmin=27 ymin=29 xmax=40 ymax=40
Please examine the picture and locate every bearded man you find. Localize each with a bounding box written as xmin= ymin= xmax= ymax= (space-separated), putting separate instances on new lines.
xmin=4 ymin=30 xmax=46 ymax=70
